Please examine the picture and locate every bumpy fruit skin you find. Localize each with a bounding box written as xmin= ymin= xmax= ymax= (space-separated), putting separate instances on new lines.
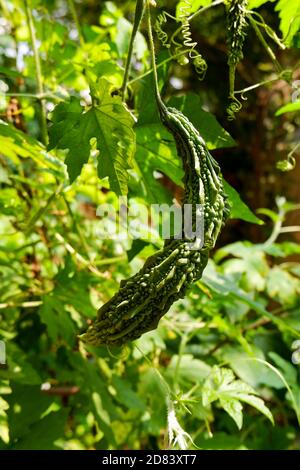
xmin=226 ymin=0 xmax=249 ymax=67
xmin=80 ymin=101 xmax=230 ymax=347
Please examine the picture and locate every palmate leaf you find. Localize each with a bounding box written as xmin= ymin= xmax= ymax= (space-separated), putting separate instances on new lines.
xmin=275 ymin=0 xmax=300 ymax=46
xmin=48 ymin=78 xmax=135 ymax=195
xmin=134 ymin=75 xmax=183 ymax=203
xmin=0 ymin=121 xmax=64 ymax=176
xmin=168 ymin=94 xmax=236 ymax=150
xmin=223 ymin=179 xmax=263 ymax=225
xmin=202 ymin=367 xmax=274 ymax=429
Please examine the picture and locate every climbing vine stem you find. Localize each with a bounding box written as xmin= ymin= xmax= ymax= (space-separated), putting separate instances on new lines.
xmin=248 ymin=15 xmax=282 ymax=73
xmin=146 ymin=0 xmax=162 ymax=105
xmin=24 ymin=0 xmax=48 ymax=145
xmin=121 ymin=0 xmax=145 ymax=101
xmin=67 ymin=0 xmax=85 ymax=47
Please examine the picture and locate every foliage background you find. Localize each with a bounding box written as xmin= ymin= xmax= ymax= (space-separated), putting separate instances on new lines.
xmin=0 ymin=0 xmax=300 ymax=450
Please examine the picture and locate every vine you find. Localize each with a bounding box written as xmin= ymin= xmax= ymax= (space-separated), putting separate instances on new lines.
xmin=80 ymin=0 xmax=229 ymax=347
xmin=155 ymin=0 xmax=207 ymax=79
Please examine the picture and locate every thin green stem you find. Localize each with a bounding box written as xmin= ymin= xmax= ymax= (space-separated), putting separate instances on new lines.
xmin=67 ymin=0 xmax=85 ymax=47
xmin=188 ymin=0 xmax=224 ymax=22
xmin=263 ymin=204 xmax=285 ymax=247
xmin=128 ymin=49 xmax=187 ymax=85
xmin=0 ymin=92 xmax=64 ymax=101
xmin=244 ymin=357 xmax=300 ymax=426
xmin=121 ymin=0 xmax=145 ymax=100
xmin=62 ymin=193 xmax=91 ymax=260
xmin=146 ymin=0 xmax=163 ymax=106
xmin=24 ymin=0 xmax=48 ymax=145
xmin=173 ymin=333 xmax=189 ymax=393
xmin=229 ymin=64 xmax=235 ymax=98
xmin=248 ymin=15 xmax=282 ymax=74
xmin=247 ymin=10 xmax=285 ymax=50
xmin=95 ymin=256 xmax=126 ymax=266
xmin=171 ymin=0 xmax=224 ymax=44
xmin=234 ymin=77 xmax=278 ymax=95
xmin=280 ymin=226 xmax=300 ymax=233
xmin=25 ymin=183 xmax=64 ymax=235
xmin=0 ymin=300 xmax=42 ymax=310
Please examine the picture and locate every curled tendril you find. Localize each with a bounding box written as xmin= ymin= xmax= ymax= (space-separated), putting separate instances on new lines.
xmin=175 ymin=0 xmax=207 ymax=79
xmin=280 ymin=69 xmax=293 ymax=83
xmin=247 ymin=10 xmax=285 ymax=49
xmin=276 ymin=155 xmax=296 ymax=172
xmin=154 ymin=10 xmax=171 ymax=48
xmin=154 ymin=1 xmax=207 ymax=79
xmin=227 ymin=96 xmax=243 ymax=120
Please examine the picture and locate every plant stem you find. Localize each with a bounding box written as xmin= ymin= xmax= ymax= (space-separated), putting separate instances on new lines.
xmin=263 ymin=203 xmax=285 ymax=247
xmin=229 ymin=64 xmax=235 ymax=98
xmin=173 ymin=333 xmax=189 ymax=393
xmin=0 ymin=91 xmax=64 ymax=101
xmin=54 ymin=232 xmax=105 ymax=278
xmin=146 ymin=0 xmax=163 ymax=106
xmin=0 ymin=300 xmax=43 ymax=310
xmin=62 ymin=193 xmax=91 ymax=259
xmin=24 ymin=0 xmax=48 ymax=145
xmin=171 ymin=0 xmax=224 ymax=45
xmin=67 ymin=0 xmax=85 ymax=47
xmin=128 ymin=49 xmax=187 ymax=85
xmin=121 ymin=0 xmax=145 ymax=100
xmin=249 ymin=15 xmax=282 ymax=74
xmin=280 ymin=226 xmax=300 ymax=233
xmin=234 ymin=77 xmax=278 ymax=95
xmin=188 ymin=0 xmax=224 ymax=22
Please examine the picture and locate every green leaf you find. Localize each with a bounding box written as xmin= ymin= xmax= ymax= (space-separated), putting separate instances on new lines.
xmin=133 ymin=73 xmax=183 ymax=203
xmin=127 ymin=239 xmax=153 ymax=262
xmin=0 ymin=122 xmax=64 ymax=175
xmin=223 ymin=179 xmax=263 ymax=224
xmin=202 ymin=367 xmax=274 ymax=429
xmin=176 ymin=0 xmax=213 ymax=18
xmin=202 ymin=263 xmax=299 ymax=336
xmin=166 ymin=354 xmax=211 ymax=385
xmin=135 ymin=122 xmax=183 ymax=203
xmin=112 ymin=375 xmax=146 ymax=411
xmin=115 ymin=18 xmax=147 ymax=59
xmin=12 ymin=410 xmax=68 ymax=450
xmin=39 ymin=295 xmax=77 ymax=346
xmin=223 ymin=347 xmax=285 ymax=389
xmin=0 ymin=66 xmax=23 ymax=78
xmin=275 ymin=0 xmax=300 ymax=46
xmin=64 ymin=352 xmax=117 ymax=444
xmin=135 ymin=84 xmax=235 ymax=203
xmin=48 ymin=78 xmax=135 ymax=194
xmin=0 ymin=343 xmax=40 ymax=385
xmin=7 ymin=384 xmax=56 ymax=441
xmin=266 ymin=267 xmax=300 ymax=304
xmin=169 ymin=94 xmax=236 ymax=150
xmin=276 ymin=101 xmax=300 ymax=115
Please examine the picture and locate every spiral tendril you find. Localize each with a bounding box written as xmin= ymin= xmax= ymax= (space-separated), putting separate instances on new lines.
xmin=154 ymin=10 xmax=171 ymax=48
xmin=176 ymin=0 xmax=207 ymax=79
xmin=154 ymin=0 xmax=207 ymax=79
xmin=227 ymin=96 xmax=243 ymax=120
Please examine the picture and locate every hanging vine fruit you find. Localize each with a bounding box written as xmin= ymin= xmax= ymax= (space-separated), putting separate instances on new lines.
xmin=80 ymin=2 xmax=229 ymax=347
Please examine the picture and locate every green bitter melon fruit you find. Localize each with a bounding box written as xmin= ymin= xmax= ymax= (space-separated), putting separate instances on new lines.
xmin=80 ymin=95 xmax=230 ymax=347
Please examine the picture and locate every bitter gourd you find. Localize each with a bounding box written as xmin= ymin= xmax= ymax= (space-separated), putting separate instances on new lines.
xmin=80 ymin=1 xmax=229 ymax=347
xmin=80 ymin=95 xmax=230 ymax=347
